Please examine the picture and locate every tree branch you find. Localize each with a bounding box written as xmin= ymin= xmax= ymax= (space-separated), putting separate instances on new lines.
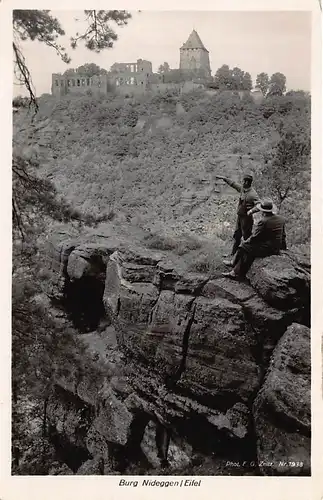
xmin=13 ymin=41 xmax=38 ymax=113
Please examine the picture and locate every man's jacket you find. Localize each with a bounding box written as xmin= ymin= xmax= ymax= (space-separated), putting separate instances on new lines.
xmin=242 ymin=214 xmax=287 ymax=256
xmin=224 ymin=178 xmax=260 ymax=216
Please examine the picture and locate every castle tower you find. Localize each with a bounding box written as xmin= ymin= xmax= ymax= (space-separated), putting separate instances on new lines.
xmin=180 ymin=30 xmax=211 ymax=78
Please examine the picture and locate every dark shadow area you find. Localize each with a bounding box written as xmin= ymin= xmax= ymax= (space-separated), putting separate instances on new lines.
xmin=48 ymin=424 xmax=93 ymax=472
xmin=63 ymin=266 xmax=105 ymax=333
xmin=62 ymin=256 xmax=107 ymax=333
xmin=64 ymin=276 xmax=106 ymax=332
xmin=173 ymin=414 xmax=258 ymax=468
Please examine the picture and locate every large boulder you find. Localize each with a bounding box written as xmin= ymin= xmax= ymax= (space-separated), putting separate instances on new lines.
xmin=247 ymin=252 xmax=310 ymax=313
xmin=253 ymin=323 xmax=310 ymax=476
xmin=91 ymin=383 xmax=134 ymax=446
xmin=178 ymin=295 xmax=260 ymax=405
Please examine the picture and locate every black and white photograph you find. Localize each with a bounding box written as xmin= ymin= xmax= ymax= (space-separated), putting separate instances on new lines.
xmin=6 ymin=4 xmax=318 ymax=489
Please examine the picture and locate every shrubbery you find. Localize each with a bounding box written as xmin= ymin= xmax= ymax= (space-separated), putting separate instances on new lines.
xmin=13 ymin=90 xmax=310 ymax=251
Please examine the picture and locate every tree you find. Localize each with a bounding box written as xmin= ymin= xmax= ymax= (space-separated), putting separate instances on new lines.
xmin=261 ymin=123 xmax=310 ymax=209
xmin=63 ymin=68 xmax=76 ymax=77
xmin=286 ymin=90 xmax=309 ymax=97
xmin=255 ymin=72 xmax=269 ymax=95
xmin=267 ymin=72 xmax=287 ymax=96
xmin=64 ymin=63 xmax=108 ymax=77
xmin=12 ymin=146 xmax=85 ymax=241
xmin=13 ymin=10 xmax=132 ymax=108
xmin=213 ymin=64 xmax=234 ymax=90
xmin=231 ymin=67 xmax=245 ymax=90
xmin=242 ymin=72 xmax=253 ymax=91
xmin=158 ymin=62 xmax=170 ymax=74
xmin=11 ymin=142 xmax=107 ymax=472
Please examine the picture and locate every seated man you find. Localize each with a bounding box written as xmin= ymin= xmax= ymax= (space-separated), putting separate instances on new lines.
xmin=222 ymin=198 xmax=287 ymax=280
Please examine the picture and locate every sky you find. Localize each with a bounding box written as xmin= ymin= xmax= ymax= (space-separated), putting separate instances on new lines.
xmin=13 ymin=10 xmax=312 ymax=96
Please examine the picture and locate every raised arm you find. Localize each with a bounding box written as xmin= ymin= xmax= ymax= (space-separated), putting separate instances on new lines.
xmin=215 ymin=175 xmax=242 ymax=192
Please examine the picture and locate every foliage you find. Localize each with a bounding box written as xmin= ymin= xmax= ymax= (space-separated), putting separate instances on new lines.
xmin=12 ymin=99 xmax=112 ymax=473
xmin=213 ymin=65 xmax=253 ymax=90
xmin=260 ymin=123 xmax=310 ymax=209
xmin=212 ymin=66 xmax=288 ymax=95
xmin=158 ymin=62 xmax=171 ymax=74
xmin=143 ymin=231 xmax=202 ymax=255
xmin=267 ymin=72 xmax=287 ymax=96
xmin=13 ymin=95 xmax=30 ymax=108
xmin=14 ymin=90 xmax=310 ymax=250
xmin=70 ymin=10 xmax=131 ymax=51
xmin=242 ymin=72 xmax=253 ymax=91
xmin=213 ymin=64 xmax=234 ymax=89
xmin=12 ymin=260 xmax=106 ymax=472
xmin=255 ymin=72 xmax=269 ymax=95
xmin=231 ymin=67 xmax=245 ymax=90
xmin=64 ymin=63 xmax=108 ymax=77
xmin=12 ymin=150 xmax=78 ymax=240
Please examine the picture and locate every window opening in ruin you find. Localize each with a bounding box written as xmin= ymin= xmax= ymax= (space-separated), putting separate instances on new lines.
xmin=72 ymin=80 xmax=75 ymax=86
xmin=55 ymin=80 xmax=59 ymax=86
xmin=77 ymin=79 xmax=80 ymax=86
xmin=67 ymin=80 xmax=71 ymax=86
xmin=61 ymin=80 xmax=64 ymax=86
xmin=87 ymin=78 xmax=90 ymax=86
xmin=81 ymin=79 xmax=85 ymax=86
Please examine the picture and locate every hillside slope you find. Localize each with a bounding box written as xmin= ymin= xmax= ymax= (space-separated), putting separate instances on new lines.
xmin=13 ymin=90 xmax=310 ymax=255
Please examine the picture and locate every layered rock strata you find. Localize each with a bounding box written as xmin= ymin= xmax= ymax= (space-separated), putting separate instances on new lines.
xmin=45 ymin=231 xmax=310 ymax=475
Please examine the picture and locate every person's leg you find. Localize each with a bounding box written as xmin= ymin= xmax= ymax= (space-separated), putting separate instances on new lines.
xmin=224 ymin=244 xmax=243 ymax=268
xmin=223 ymin=219 xmax=241 ymax=265
xmin=231 ymin=218 xmax=242 ymax=255
xmin=223 ymin=249 xmax=243 ymax=277
xmin=233 ymin=251 xmax=254 ymax=277
xmin=223 ymin=249 xmax=254 ymax=279
xmin=241 ymin=215 xmax=253 ymax=240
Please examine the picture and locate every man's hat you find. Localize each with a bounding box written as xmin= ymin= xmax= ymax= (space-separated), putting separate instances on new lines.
xmin=257 ymin=198 xmax=276 ymax=213
xmin=243 ymin=173 xmax=253 ymax=181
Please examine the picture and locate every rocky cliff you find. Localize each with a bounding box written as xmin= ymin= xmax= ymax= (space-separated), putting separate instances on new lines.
xmin=44 ymin=229 xmax=310 ymax=476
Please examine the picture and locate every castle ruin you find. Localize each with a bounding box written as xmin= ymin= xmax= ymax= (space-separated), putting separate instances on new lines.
xmin=51 ymin=29 xmax=263 ymax=101
xmin=51 ymin=30 xmax=211 ymax=97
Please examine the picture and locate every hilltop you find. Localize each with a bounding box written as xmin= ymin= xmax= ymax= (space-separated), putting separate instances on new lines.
xmin=13 ymin=89 xmax=310 ymax=265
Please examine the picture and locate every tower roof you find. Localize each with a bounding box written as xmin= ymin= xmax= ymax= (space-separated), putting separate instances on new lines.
xmin=180 ymin=30 xmax=208 ymax=51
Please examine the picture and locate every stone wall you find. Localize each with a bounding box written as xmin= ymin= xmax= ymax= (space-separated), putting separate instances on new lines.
xmin=180 ymin=48 xmax=211 ymax=78
xmin=51 ymin=73 xmax=110 ymax=97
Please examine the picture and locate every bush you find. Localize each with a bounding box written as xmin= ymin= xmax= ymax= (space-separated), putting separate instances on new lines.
xmin=14 ymin=91 xmax=310 ymax=251
xmin=143 ymin=232 xmax=202 ymax=255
